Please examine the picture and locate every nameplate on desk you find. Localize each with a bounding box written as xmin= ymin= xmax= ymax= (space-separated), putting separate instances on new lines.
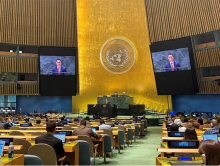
xmin=168 ymin=132 xmax=185 ymax=137
xmin=168 ymin=140 xmax=199 ymax=149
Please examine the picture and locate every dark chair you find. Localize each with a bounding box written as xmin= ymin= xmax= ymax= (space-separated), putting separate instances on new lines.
xmin=24 ymin=155 xmax=43 ymax=165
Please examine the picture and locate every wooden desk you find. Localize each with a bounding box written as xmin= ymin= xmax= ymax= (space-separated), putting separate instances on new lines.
xmin=0 ymin=154 xmax=24 ymax=166
xmin=3 ymin=145 xmax=22 ymax=152
xmin=161 ymin=136 xmax=203 ymax=142
xmin=156 ymin=157 xmax=202 ymax=166
xmin=92 ymin=137 xmax=105 ymax=157
xmin=157 ymin=148 xmax=199 ymax=157
xmin=0 ymin=130 xmax=74 ymax=133
xmin=30 ymin=141 xmax=79 ymax=165
xmin=162 ymin=130 xmax=205 ymax=136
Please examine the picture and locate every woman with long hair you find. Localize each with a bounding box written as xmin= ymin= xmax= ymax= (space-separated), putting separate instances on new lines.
xmin=199 ymin=140 xmax=220 ymax=165
xmin=184 ymin=127 xmax=198 ymax=140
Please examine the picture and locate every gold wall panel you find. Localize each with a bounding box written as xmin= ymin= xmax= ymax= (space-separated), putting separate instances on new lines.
xmin=0 ymin=0 xmax=77 ymax=47
xmin=145 ymin=0 xmax=220 ymax=43
xmin=73 ymin=0 xmax=172 ymax=113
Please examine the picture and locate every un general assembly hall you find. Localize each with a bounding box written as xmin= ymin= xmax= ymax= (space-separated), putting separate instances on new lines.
xmin=0 ymin=0 xmax=219 ymax=165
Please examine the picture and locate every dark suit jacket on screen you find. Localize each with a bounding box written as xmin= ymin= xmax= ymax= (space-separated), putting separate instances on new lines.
xmin=72 ymin=126 xmax=101 ymax=139
xmin=52 ymin=66 xmax=67 ymax=75
xmin=35 ymin=133 xmax=65 ymax=161
xmin=165 ymin=61 xmax=181 ymax=72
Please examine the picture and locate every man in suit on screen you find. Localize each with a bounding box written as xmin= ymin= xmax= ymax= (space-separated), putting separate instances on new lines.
xmin=52 ymin=59 xmax=67 ymax=75
xmin=165 ymin=54 xmax=181 ymax=72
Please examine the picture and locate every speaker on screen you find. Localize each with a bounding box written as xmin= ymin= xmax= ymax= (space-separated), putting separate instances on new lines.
xmin=150 ymin=37 xmax=198 ymax=95
xmin=39 ymin=46 xmax=78 ymax=96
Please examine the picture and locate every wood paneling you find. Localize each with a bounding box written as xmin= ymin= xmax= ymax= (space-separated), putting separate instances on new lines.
xmin=194 ymin=47 xmax=220 ymax=94
xmin=145 ymin=0 xmax=220 ymax=43
xmin=0 ymin=84 xmax=39 ymax=95
xmin=0 ymin=0 xmax=77 ymax=47
xmin=0 ymin=56 xmax=38 ymax=73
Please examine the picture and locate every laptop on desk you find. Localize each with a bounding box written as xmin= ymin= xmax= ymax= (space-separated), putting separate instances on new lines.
xmin=54 ymin=134 xmax=66 ymax=143
xmin=0 ymin=141 xmax=5 ymax=158
xmin=55 ymin=131 xmax=72 ymax=136
xmin=203 ymin=134 xmax=218 ymax=142
xmin=92 ymin=127 xmax=99 ymax=133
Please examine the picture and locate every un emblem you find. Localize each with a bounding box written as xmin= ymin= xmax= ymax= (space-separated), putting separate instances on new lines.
xmin=100 ymin=37 xmax=136 ymax=74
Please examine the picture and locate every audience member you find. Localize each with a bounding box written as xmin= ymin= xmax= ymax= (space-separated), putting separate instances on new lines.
xmin=99 ymin=119 xmax=111 ymax=130
xmin=1 ymin=118 xmax=12 ymax=129
xmin=35 ymin=120 xmax=41 ymax=126
xmin=57 ymin=117 xmax=67 ymax=126
xmin=140 ymin=114 xmax=149 ymax=124
xmin=192 ymin=122 xmax=201 ymax=130
xmin=169 ymin=124 xmax=179 ymax=131
xmin=183 ymin=117 xmax=188 ymax=123
xmin=199 ymin=140 xmax=220 ymax=165
xmin=73 ymin=119 xmax=101 ymax=139
xmin=174 ymin=119 xmax=183 ymax=127
xmin=35 ymin=121 xmax=66 ymax=164
xmin=85 ymin=116 xmax=90 ymax=123
xmin=198 ymin=118 xmax=203 ymax=125
xmin=204 ymin=119 xmax=219 ymax=134
xmin=184 ymin=127 xmax=198 ymax=140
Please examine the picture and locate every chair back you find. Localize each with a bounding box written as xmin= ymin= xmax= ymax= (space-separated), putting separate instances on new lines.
xmin=101 ymin=129 xmax=113 ymax=145
xmin=118 ymin=130 xmax=125 ymax=146
xmin=134 ymin=125 xmax=139 ymax=137
xmin=28 ymin=143 xmax=57 ymax=165
xmin=0 ymin=125 xmax=4 ymax=129
xmin=14 ymin=138 xmax=32 ymax=154
xmin=9 ymin=131 xmax=25 ymax=136
xmin=31 ymin=132 xmax=44 ymax=136
xmin=10 ymin=126 xmax=20 ymax=130
xmin=141 ymin=119 xmax=148 ymax=128
xmin=24 ymin=155 xmax=43 ymax=165
xmin=77 ymin=135 xmax=94 ymax=157
xmin=103 ymin=135 xmax=112 ymax=153
xmin=61 ymin=126 xmax=72 ymax=130
xmin=31 ymin=132 xmax=44 ymax=141
xmin=27 ymin=128 xmax=37 ymax=130
xmin=76 ymin=140 xmax=91 ymax=165
xmin=94 ymin=119 xmax=100 ymax=122
xmin=127 ymin=128 xmax=133 ymax=141
xmin=69 ymin=124 xmax=77 ymax=127
xmin=116 ymin=125 xmax=125 ymax=131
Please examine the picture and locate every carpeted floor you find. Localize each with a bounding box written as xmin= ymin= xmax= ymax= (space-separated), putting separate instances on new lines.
xmin=95 ymin=126 xmax=162 ymax=165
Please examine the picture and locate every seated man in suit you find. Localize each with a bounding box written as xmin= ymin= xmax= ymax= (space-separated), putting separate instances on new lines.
xmin=73 ymin=119 xmax=101 ymax=139
xmin=165 ymin=54 xmax=181 ymax=72
xmin=35 ymin=120 xmax=41 ymax=126
xmin=204 ymin=119 xmax=219 ymax=134
xmin=52 ymin=59 xmax=67 ymax=75
xmin=99 ymin=119 xmax=111 ymax=130
xmin=1 ymin=118 xmax=12 ymax=129
xmin=57 ymin=117 xmax=67 ymax=126
xmin=35 ymin=121 xmax=66 ymax=164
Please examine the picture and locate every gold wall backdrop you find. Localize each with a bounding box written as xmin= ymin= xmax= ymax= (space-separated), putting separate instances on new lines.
xmin=73 ymin=0 xmax=172 ymax=113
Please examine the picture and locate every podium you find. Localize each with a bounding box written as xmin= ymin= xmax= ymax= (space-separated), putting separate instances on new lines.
xmin=87 ymin=104 xmax=117 ymax=118
xmin=97 ymin=96 xmax=133 ymax=109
